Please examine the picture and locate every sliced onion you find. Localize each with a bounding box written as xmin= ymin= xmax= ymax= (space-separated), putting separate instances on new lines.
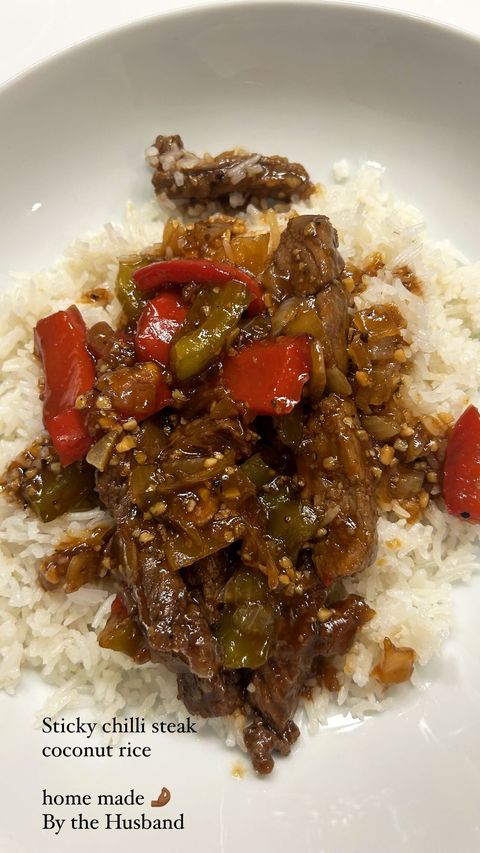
xmin=271 ymin=296 xmax=301 ymax=334
xmin=326 ymin=366 xmax=352 ymax=397
xmin=308 ymin=340 xmax=326 ymax=401
xmin=371 ymin=637 xmax=415 ymax=684
xmin=362 ymin=415 xmax=400 ymax=441
xmin=86 ymin=430 xmax=118 ymax=471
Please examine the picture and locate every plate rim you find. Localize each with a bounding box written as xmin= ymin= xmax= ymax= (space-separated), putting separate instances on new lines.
xmin=1 ymin=0 xmax=479 ymax=98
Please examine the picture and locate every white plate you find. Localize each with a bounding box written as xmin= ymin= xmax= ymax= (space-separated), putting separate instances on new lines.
xmin=1 ymin=3 xmax=480 ymax=851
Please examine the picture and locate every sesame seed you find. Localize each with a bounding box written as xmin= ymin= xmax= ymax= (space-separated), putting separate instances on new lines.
xmin=99 ymin=416 xmax=116 ymax=429
xmin=138 ymin=531 xmax=155 ymax=544
xmin=317 ymin=607 xmax=332 ymax=622
xmin=224 ymin=487 xmax=240 ymax=500
xmin=438 ymin=412 xmax=453 ymax=425
xmin=394 ymin=348 xmax=407 ymax=363
xmin=356 ymin=370 xmax=370 ymax=386
xmin=186 ymin=498 xmax=196 ymax=512
xmin=426 ymin=471 xmax=438 ymax=483
xmin=133 ymin=450 xmax=147 ymax=464
xmin=75 ymin=394 xmax=87 ymax=410
xmin=379 ymin=445 xmax=395 ymax=466
xmin=419 ymin=491 xmax=429 ymax=509
xmin=323 ymin=456 xmax=338 ymax=470
xmin=95 ymin=395 xmax=112 ymax=410
xmin=203 ymin=457 xmax=217 ymax=469
xmin=150 ymin=501 xmax=167 ymax=516
xmin=279 ymin=574 xmax=290 ymax=585
xmin=393 ymin=438 xmax=409 ymax=452
xmin=115 ymin=435 xmax=137 ymax=453
xmin=123 ymin=418 xmax=138 ymax=432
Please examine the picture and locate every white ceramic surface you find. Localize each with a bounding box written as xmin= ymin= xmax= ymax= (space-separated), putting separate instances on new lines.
xmin=2 ymin=0 xmax=480 ymax=88
xmin=1 ymin=4 xmax=480 ymax=851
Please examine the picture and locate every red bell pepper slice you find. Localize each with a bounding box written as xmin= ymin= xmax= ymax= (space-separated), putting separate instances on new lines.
xmin=135 ymin=293 xmax=188 ymax=366
xmin=222 ymin=336 xmax=311 ymax=416
xmin=34 ymin=306 xmax=95 ymax=466
xmin=443 ymin=404 xmax=480 ymax=521
xmin=132 ymin=258 xmax=264 ymax=316
xmin=45 ymin=410 xmax=93 ymax=468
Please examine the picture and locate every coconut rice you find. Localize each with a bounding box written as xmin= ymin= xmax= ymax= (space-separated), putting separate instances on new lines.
xmin=1 ymin=161 xmax=480 ymax=747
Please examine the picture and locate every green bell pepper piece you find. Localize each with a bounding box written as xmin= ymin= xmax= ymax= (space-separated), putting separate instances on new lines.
xmin=115 ymin=258 xmax=149 ymax=322
xmin=240 ymin=454 xmax=276 ymax=488
xmin=170 ymin=281 xmax=251 ymax=380
xmin=260 ymin=485 xmax=318 ymax=560
xmin=27 ymin=461 xmax=95 ymax=522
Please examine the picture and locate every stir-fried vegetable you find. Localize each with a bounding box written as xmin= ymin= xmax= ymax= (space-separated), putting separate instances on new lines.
xmin=97 ymin=362 xmax=171 ymax=419
xmin=371 ymin=637 xmax=415 ymax=684
xmin=273 ymin=406 xmax=304 ymax=449
xmin=132 ymin=258 xmax=265 ymax=315
xmin=39 ymin=525 xmax=112 ymax=592
xmin=135 ymin=420 xmax=168 ymax=462
xmin=217 ymin=568 xmax=274 ymax=669
xmin=98 ymin=595 xmax=149 ymax=662
xmin=240 ymin=454 xmax=276 ymax=488
xmin=221 ymin=567 xmax=269 ymax=605
xmin=260 ymin=484 xmax=318 ymax=560
xmin=34 ymin=306 xmax=95 ymax=465
xmin=216 ymin=606 xmax=273 ymax=669
xmin=135 ymin=293 xmax=188 ymax=366
xmin=443 ymin=404 xmax=480 ymax=521
xmin=222 ymin=336 xmax=311 ymax=416
xmin=170 ymin=281 xmax=252 ymax=381
xmin=115 ymin=258 xmax=150 ymax=321
xmin=26 ymin=461 xmax=95 ymax=522
xmin=164 ymin=515 xmax=243 ymax=571
xmin=130 ymin=450 xmax=237 ymax=509
xmin=86 ymin=431 xmax=119 ymax=472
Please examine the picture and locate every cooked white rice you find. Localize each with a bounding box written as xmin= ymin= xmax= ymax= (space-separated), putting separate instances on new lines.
xmin=1 ymin=162 xmax=480 ymax=748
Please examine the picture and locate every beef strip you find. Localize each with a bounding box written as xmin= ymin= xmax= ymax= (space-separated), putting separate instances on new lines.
xmin=96 ymin=467 xmax=223 ymax=677
xmin=148 ymin=134 xmax=313 ymax=203
xmin=247 ymin=593 xmax=372 ymax=736
xmin=264 ymin=214 xmax=345 ymax=300
xmin=265 ymin=214 xmax=349 ymax=371
xmin=315 ymin=282 xmax=349 ymax=373
xmin=177 ymin=670 xmax=244 ymax=718
xmin=131 ymin=546 xmax=223 ymax=676
xmin=243 ymin=718 xmax=300 ymax=775
xmin=296 ymin=394 xmax=378 ymax=585
xmin=182 ymin=552 xmax=232 ymax=625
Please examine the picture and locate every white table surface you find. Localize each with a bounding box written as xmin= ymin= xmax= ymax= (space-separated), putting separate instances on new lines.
xmin=1 ymin=0 xmax=480 ymax=88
